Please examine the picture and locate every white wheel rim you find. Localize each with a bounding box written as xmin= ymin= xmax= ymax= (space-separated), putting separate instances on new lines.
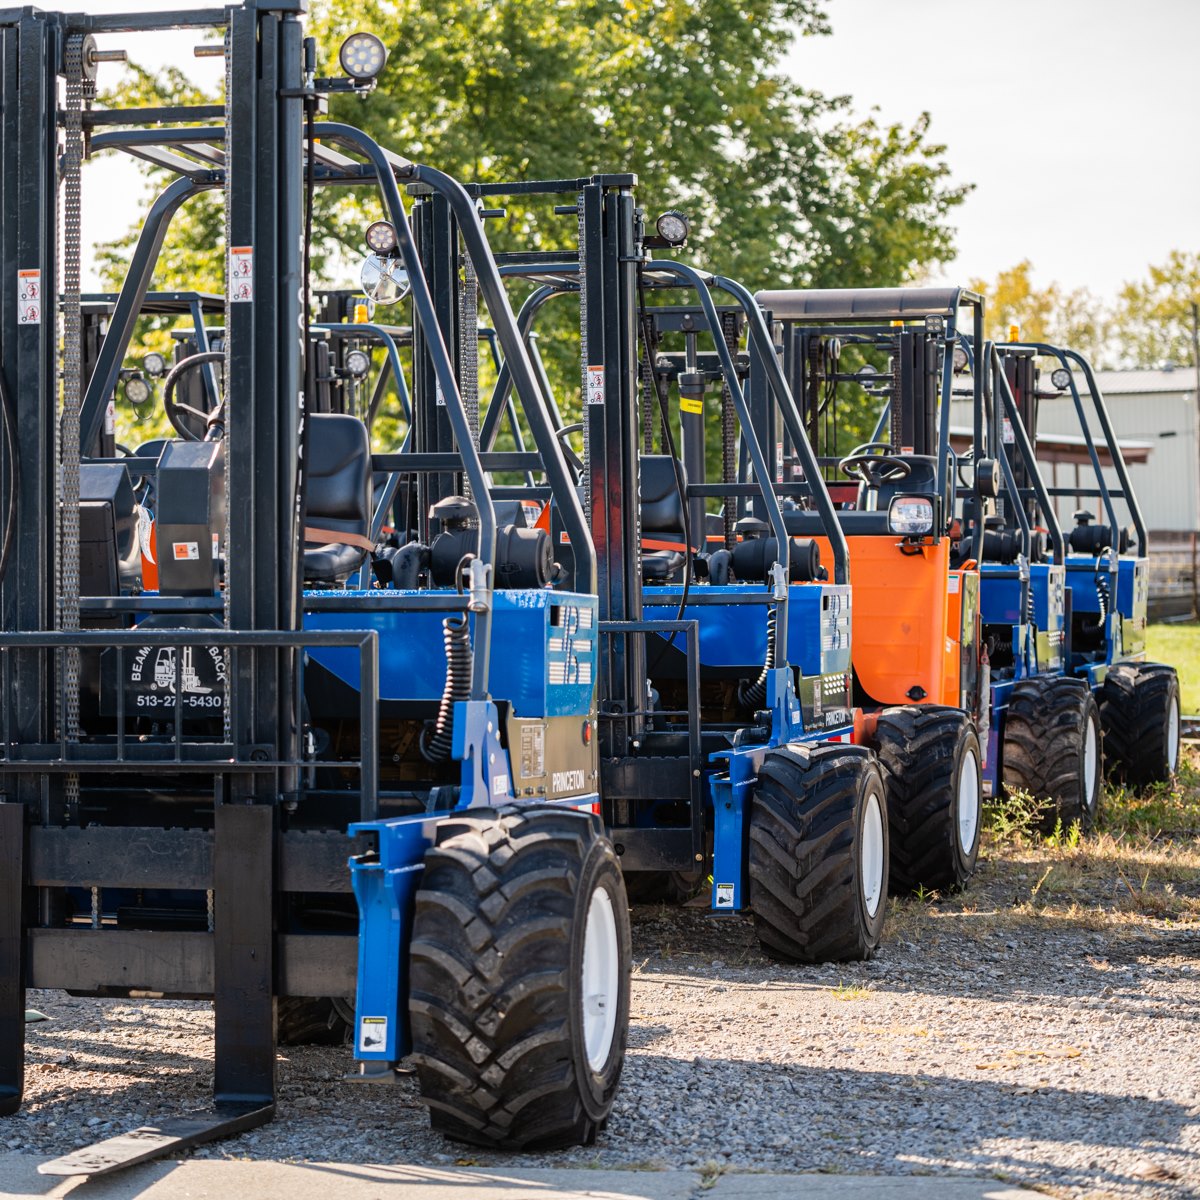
xmin=957 ymin=746 xmax=981 ymax=856
xmin=580 ymin=885 xmax=619 ymax=1073
xmin=1084 ymin=716 xmax=1099 ymax=812
xmin=860 ymin=788 xmax=885 ymax=920
xmin=1168 ymin=695 xmax=1180 ymax=773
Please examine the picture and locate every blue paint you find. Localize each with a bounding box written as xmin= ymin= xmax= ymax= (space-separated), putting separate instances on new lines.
xmin=304 ymin=589 xmax=597 ymax=718
xmin=643 ymin=583 xmax=852 ymax=678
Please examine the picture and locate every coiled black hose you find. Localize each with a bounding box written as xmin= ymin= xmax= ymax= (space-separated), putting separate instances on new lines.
xmin=1083 ymin=572 xmax=1110 ymax=637
xmin=420 ymin=613 xmax=473 ymax=762
xmin=0 ymin=364 xmax=18 ymax=586
xmin=738 ymin=605 xmax=776 ymax=712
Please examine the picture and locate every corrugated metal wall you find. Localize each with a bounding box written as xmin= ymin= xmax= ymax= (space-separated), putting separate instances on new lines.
xmin=950 ymin=384 xmax=1198 ymax=533
xmin=1035 ymin=388 xmax=1198 ymax=533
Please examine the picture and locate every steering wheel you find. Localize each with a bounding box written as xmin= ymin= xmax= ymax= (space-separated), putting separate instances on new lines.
xmin=838 ymin=441 xmax=913 ymax=489
xmin=554 ymin=422 xmax=585 ymax=476
xmin=163 ymin=351 xmax=225 ymax=441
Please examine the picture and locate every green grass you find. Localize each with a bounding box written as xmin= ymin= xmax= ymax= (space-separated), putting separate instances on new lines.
xmin=1146 ymin=623 xmax=1200 ymax=714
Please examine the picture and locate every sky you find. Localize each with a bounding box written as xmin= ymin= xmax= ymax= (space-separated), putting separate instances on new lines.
xmin=56 ymin=0 xmax=1200 ymax=299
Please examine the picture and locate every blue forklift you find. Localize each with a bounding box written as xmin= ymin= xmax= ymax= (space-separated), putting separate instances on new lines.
xmin=992 ymin=340 xmax=1180 ymax=791
xmin=462 ymin=180 xmax=891 ymax=960
xmin=0 ymin=3 xmax=627 ymax=1174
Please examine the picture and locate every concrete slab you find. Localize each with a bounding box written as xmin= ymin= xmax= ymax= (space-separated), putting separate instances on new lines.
xmin=707 ymin=1175 xmax=1042 ymax=1199
xmin=0 ymin=1155 xmax=1047 ymax=1200
xmin=1 ymin=1156 xmax=696 ymax=1200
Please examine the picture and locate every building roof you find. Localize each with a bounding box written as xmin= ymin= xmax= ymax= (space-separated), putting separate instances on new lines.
xmin=1092 ymin=369 xmax=1197 ymax=396
xmin=948 ymin=426 xmax=1153 ymax=465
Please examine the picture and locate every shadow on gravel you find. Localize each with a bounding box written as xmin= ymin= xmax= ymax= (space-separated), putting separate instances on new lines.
xmin=608 ymin=1051 xmax=1200 ymax=1196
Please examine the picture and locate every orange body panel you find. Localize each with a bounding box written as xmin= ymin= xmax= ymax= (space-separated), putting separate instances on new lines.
xmin=813 ymin=535 xmax=973 ymax=708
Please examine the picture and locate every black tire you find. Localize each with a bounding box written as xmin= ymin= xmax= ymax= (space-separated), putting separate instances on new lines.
xmin=277 ymin=996 xmax=353 ymax=1046
xmin=747 ymin=744 xmax=888 ymax=963
xmin=864 ymin=705 xmax=982 ymax=895
xmin=409 ymin=805 xmax=631 ymax=1150
xmin=1002 ymin=676 xmax=1103 ymax=831
xmin=1100 ymin=662 xmax=1181 ymax=789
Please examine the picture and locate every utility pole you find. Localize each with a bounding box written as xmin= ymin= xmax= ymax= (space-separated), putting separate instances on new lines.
xmin=1192 ymin=302 xmax=1200 ymax=618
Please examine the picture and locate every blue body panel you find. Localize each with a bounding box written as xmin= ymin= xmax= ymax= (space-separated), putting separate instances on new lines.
xmin=643 ymin=583 xmax=852 ymax=677
xmin=978 ymin=564 xmax=1024 ymax=627
xmin=304 ymin=589 xmax=597 ymax=718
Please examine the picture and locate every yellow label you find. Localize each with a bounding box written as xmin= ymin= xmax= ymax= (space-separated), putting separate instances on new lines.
xmin=680 ymin=397 xmax=704 ymax=414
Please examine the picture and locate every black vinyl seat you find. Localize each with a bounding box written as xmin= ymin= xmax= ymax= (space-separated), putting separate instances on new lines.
xmin=641 ymin=455 xmax=689 ymax=582
xmin=303 ymin=413 xmax=373 ymax=586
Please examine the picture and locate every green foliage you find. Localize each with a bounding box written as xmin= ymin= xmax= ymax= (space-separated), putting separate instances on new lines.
xmin=968 ymin=260 xmax=1109 ymax=365
xmin=95 ymin=0 xmax=969 ymax=450
xmin=984 ymin=787 xmax=1049 ymax=847
xmin=1110 ymin=250 xmax=1200 ymax=370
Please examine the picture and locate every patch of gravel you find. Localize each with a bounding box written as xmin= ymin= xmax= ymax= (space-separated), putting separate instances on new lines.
xmin=6 ymin=884 xmax=1200 ymax=1200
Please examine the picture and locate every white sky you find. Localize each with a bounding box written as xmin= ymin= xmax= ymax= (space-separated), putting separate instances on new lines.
xmin=60 ymin=0 xmax=1200 ymax=298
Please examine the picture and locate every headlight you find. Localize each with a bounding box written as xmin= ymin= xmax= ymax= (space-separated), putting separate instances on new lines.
xmin=360 ymin=253 xmax=410 ymax=305
xmin=339 ymin=32 xmax=387 ymax=81
xmin=142 ymin=351 xmax=167 ymax=378
xmin=345 ymin=348 xmax=371 ymax=378
xmin=888 ymin=495 xmax=934 ymax=536
xmin=925 ymin=314 xmax=945 ymax=336
xmin=654 ymin=210 xmax=690 ymax=245
xmin=952 ymin=344 xmax=969 ymax=373
xmin=1050 ymin=367 xmax=1071 ymax=390
xmin=124 ymin=373 xmax=151 ymax=406
xmin=365 ymin=220 xmax=397 ymax=254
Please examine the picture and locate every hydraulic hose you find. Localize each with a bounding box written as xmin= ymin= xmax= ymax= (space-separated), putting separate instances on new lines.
xmin=738 ymin=604 xmax=776 ymax=712
xmin=421 ymin=613 xmax=473 ymax=763
xmin=0 ymin=363 xmax=18 ymax=586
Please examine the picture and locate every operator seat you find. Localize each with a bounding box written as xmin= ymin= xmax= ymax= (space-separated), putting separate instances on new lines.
xmin=641 ymin=454 xmax=690 ymax=582
xmin=303 ymin=413 xmax=373 ymax=586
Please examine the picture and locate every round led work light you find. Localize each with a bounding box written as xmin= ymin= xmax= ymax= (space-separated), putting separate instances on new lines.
xmin=1050 ymin=367 xmax=1072 ymax=390
xmin=142 ymin=351 xmax=167 ymax=378
xmin=345 ymin=349 xmax=371 ymax=379
xmin=124 ymin=373 xmax=151 ymax=406
xmin=654 ymin=210 xmax=690 ymax=245
xmin=365 ymin=220 xmax=398 ymax=254
xmin=339 ymin=32 xmax=387 ymax=82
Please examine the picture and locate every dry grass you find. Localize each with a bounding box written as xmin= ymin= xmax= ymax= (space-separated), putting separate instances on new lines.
xmin=885 ymin=747 xmax=1200 ymax=941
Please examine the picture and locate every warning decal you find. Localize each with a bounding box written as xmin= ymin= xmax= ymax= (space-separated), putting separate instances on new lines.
xmin=229 ymin=246 xmax=254 ymax=302
xmin=586 ymin=364 xmax=605 ymax=405
xmin=714 ymin=882 xmax=735 ymax=908
xmin=358 ymin=1016 xmax=388 ymax=1053
xmin=17 ymin=269 xmax=40 ymax=325
xmin=172 ymin=541 xmax=200 ymax=561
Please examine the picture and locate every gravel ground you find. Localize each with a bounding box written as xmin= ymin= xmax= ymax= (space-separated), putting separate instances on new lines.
xmin=6 ymin=875 xmax=1199 ymax=1200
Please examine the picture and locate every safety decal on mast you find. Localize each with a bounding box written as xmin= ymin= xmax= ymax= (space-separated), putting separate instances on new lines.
xmin=17 ymin=269 xmax=41 ymax=325
xmin=229 ymin=246 xmax=254 ymax=302
xmin=586 ymin=364 xmax=605 ymax=405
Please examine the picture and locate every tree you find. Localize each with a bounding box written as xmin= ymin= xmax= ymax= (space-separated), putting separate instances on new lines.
xmin=968 ymin=260 xmax=1108 ymax=364
xmin=1109 ymin=250 xmax=1200 ymax=369
xmin=96 ymin=0 xmax=970 ymax=446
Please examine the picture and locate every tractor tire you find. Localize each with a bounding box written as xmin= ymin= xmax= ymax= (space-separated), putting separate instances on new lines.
xmin=1099 ymin=662 xmax=1181 ymax=789
xmin=409 ymin=805 xmax=631 ymax=1150
xmin=747 ymin=744 xmax=888 ymax=963
xmin=1002 ymin=676 xmax=1103 ymax=831
xmin=277 ymin=997 xmax=353 ymax=1047
xmin=864 ymin=705 xmax=982 ymax=896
